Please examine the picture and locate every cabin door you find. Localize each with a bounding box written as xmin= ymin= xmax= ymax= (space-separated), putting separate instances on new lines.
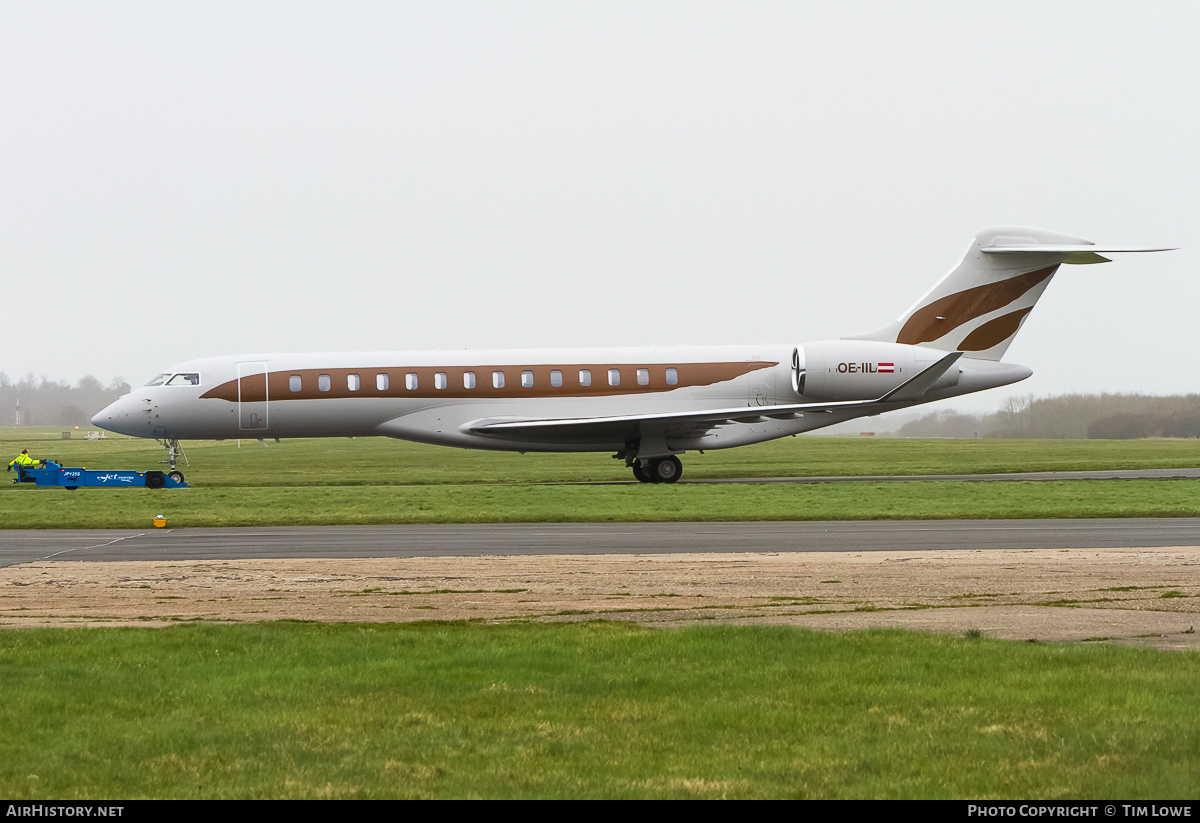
xmin=237 ymin=361 xmax=269 ymax=431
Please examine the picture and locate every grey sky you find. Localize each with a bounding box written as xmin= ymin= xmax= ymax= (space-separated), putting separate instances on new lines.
xmin=4 ymin=1 xmax=1196 ymax=412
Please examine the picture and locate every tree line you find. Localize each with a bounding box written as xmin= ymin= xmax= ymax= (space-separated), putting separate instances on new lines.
xmin=0 ymin=373 xmax=131 ymax=428
xmin=895 ymin=393 xmax=1200 ymax=439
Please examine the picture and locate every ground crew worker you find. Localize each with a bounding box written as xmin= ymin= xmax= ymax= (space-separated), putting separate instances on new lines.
xmin=8 ymin=449 xmax=43 ymax=470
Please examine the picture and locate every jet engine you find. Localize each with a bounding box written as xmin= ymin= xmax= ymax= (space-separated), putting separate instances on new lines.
xmin=797 ymin=340 xmax=960 ymax=401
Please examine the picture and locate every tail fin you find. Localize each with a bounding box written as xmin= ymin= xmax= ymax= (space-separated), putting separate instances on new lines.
xmin=845 ymin=226 xmax=1175 ymax=361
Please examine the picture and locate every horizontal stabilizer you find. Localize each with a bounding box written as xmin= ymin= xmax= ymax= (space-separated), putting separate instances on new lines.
xmin=981 ymin=244 xmax=1177 ymax=265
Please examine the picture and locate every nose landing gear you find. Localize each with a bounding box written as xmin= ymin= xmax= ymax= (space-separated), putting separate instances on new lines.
xmin=156 ymin=438 xmax=189 ymax=486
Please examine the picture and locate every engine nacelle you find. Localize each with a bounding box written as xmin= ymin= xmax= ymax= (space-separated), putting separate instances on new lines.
xmin=798 ymin=340 xmax=960 ymax=401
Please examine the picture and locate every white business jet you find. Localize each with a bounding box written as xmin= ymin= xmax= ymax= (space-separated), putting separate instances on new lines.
xmin=92 ymin=227 xmax=1173 ymax=484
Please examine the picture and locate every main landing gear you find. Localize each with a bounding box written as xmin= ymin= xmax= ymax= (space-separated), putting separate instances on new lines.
xmin=631 ymin=455 xmax=683 ymax=484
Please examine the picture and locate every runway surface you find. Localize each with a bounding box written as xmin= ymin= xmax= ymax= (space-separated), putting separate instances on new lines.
xmin=2 ymin=518 xmax=1198 ymax=568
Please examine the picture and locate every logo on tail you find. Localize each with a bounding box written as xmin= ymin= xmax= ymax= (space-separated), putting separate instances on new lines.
xmin=846 ymin=227 xmax=1175 ymax=361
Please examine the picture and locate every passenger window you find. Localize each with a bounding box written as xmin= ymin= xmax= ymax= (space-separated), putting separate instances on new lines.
xmin=636 ymin=368 xmax=649 ymax=386
xmin=493 ymin=371 xmax=505 ymax=389
xmin=464 ymin=371 xmax=476 ymax=389
xmin=608 ymin=369 xmax=620 ymax=387
xmin=318 ymin=374 xmax=331 ymax=392
xmin=666 ymin=368 xmax=678 ymax=386
xmin=435 ymin=372 xmax=447 ymax=390
xmin=579 ymin=369 xmax=591 ymax=387
xmin=406 ymin=373 xmax=418 ymax=390
xmin=521 ymin=370 xmax=534 ymax=388
xmin=289 ymin=375 xmax=302 ymax=392
xmin=348 ymin=373 xmax=360 ymax=391
xmin=550 ymin=370 xmax=563 ymax=387
xmin=376 ymin=373 xmax=389 ymax=391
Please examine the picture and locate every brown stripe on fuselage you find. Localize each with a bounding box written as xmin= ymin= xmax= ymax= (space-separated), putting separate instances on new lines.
xmin=896 ymin=265 xmax=1058 ymax=346
xmin=957 ymin=307 xmax=1033 ymax=352
xmin=200 ymin=361 xmax=777 ymax=403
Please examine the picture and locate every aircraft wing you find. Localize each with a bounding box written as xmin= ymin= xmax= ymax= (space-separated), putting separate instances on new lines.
xmin=467 ymin=397 xmax=875 ymax=442
xmin=464 ymin=396 xmax=887 ymax=455
xmin=467 ymin=352 xmax=964 ymax=449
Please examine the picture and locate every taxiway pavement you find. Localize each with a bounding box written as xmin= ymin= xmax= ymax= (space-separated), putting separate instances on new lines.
xmin=2 ymin=518 xmax=1198 ymax=568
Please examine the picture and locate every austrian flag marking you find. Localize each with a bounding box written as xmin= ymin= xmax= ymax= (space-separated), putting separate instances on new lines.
xmin=835 ymin=362 xmax=897 ymax=375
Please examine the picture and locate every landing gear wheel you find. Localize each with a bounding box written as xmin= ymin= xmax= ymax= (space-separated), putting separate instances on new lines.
xmin=168 ymin=470 xmax=185 ymax=485
xmin=632 ymin=462 xmax=652 ymax=483
xmin=648 ymin=456 xmax=683 ymax=484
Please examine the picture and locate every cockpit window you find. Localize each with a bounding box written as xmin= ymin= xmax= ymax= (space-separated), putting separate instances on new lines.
xmin=166 ymin=373 xmax=201 ymax=386
xmin=144 ymin=374 xmax=172 ymax=387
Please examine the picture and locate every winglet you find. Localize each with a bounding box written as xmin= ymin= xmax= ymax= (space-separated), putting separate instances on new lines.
xmin=879 ymin=351 xmax=963 ymax=402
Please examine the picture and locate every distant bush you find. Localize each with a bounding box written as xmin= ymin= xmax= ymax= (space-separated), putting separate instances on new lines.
xmin=1088 ymin=408 xmax=1200 ymax=439
xmin=0 ymin=372 xmax=130 ymax=427
xmin=896 ymin=410 xmax=989 ymax=438
xmin=895 ymin=393 xmax=1200 ymax=439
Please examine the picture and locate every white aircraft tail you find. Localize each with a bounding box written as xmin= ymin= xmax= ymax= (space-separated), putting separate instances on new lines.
xmin=845 ymin=227 xmax=1174 ymax=361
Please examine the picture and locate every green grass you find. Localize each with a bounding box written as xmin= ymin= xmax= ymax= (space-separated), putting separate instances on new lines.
xmin=1 ymin=622 xmax=1196 ymax=799
xmin=6 ymin=427 xmax=1199 ymax=485
xmin=4 ymin=429 xmax=1197 ymax=528
xmin=3 ymin=478 xmax=1199 ymax=529
xmin=5 ymin=433 xmax=1198 ymax=799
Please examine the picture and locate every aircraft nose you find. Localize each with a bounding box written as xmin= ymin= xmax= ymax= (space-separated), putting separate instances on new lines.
xmin=92 ymin=396 xmax=141 ymax=436
xmin=92 ymin=400 xmax=117 ymax=430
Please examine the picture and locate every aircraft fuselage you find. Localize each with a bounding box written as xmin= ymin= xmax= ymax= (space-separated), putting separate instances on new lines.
xmin=90 ymin=227 xmax=1172 ymax=483
xmin=93 ymin=342 xmax=1030 ymax=452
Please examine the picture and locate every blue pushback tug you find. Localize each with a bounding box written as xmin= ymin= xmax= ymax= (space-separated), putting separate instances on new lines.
xmin=9 ymin=461 xmax=189 ymax=490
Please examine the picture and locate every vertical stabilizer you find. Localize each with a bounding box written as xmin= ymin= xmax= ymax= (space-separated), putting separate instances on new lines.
xmin=843 ymin=227 xmax=1162 ymax=361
